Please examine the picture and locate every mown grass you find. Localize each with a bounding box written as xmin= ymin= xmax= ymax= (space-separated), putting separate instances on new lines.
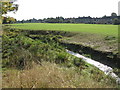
xmin=10 ymin=23 xmax=118 ymax=36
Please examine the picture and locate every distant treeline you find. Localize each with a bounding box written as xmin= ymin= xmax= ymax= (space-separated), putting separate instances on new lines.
xmin=17 ymin=16 xmax=120 ymax=25
xmin=3 ymin=13 xmax=120 ymax=25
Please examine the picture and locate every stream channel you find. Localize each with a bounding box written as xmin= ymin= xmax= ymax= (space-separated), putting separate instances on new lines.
xmin=66 ymin=49 xmax=120 ymax=84
xmin=27 ymin=30 xmax=120 ymax=84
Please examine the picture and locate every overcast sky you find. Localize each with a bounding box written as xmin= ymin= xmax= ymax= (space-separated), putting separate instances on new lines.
xmin=7 ymin=0 xmax=120 ymax=20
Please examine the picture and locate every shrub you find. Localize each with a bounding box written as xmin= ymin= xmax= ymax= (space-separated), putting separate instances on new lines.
xmin=55 ymin=52 xmax=68 ymax=64
xmin=104 ymin=36 xmax=116 ymax=40
xmin=3 ymin=48 xmax=34 ymax=69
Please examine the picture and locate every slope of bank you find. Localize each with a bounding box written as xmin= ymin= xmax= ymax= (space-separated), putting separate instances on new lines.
xmin=2 ymin=62 xmax=117 ymax=88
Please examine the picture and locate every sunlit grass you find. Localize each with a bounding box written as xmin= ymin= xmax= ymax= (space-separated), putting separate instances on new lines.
xmin=9 ymin=23 xmax=118 ymax=36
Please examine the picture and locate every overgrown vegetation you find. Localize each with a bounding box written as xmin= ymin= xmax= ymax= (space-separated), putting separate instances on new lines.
xmin=2 ymin=62 xmax=117 ymax=88
xmin=2 ymin=26 xmax=119 ymax=88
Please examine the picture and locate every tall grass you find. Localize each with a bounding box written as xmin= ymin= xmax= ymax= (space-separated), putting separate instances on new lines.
xmin=2 ymin=62 xmax=117 ymax=88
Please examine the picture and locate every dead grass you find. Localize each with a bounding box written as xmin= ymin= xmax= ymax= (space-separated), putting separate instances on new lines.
xmin=2 ymin=62 xmax=117 ymax=88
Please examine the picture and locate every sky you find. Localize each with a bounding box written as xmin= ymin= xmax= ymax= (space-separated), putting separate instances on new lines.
xmin=6 ymin=0 xmax=120 ymax=20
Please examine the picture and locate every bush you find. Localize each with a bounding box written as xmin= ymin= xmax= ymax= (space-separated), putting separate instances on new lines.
xmin=104 ymin=36 xmax=116 ymax=40
xmin=55 ymin=52 xmax=68 ymax=64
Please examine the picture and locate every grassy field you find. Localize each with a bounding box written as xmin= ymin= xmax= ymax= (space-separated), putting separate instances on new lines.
xmin=10 ymin=23 xmax=118 ymax=36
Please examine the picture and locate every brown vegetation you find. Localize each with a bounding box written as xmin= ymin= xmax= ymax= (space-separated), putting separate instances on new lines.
xmin=2 ymin=62 xmax=117 ymax=88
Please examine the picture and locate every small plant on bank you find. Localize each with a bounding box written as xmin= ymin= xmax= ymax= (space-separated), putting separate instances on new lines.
xmin=104 ymin=36 xmax=116 ymax=40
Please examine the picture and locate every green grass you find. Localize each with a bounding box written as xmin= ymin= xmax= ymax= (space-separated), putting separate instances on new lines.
xmin=10 ymin=23 xmax=118 ymax=36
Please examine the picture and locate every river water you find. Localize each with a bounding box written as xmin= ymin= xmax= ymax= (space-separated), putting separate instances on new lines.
xmin=66 ymin=49 xmax=120 ymax=84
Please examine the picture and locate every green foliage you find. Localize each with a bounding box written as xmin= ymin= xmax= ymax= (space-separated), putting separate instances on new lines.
xmin=2 ymin=16 xmax=16 ymax=24
xmin=2 ymin=28 xmax=84 ymax=69
xmin=113 ymin=18 xmax=120 ymax=25
xmin=104 ymin=36 xmax=116 ymax=40
xmin=55 ymin=52 xmax=68 ymax=64
xmin=73 ymin=57 xmax=84 ymax=67
xmin=1 ymin=1 xmax=18 ymax=24
xmin=9 ymin=49 xmax=33 ymax=69
xmin=2 ymin=27 xmax=119 ymax=87
xmin=83 ymin=54 xmax=91 ymax=58
xmin=2 ymin=2 xmax=18 ymax=15
xmin=2 ymin=28 xmax=90 ymax=70
xmin=111 ymin=12 xmax=117 ymax=17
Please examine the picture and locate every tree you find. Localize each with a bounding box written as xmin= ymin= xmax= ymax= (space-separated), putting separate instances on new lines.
xmin=2 ymin=16 xmax=16 ymax=24
xmin=111 ymin=12 xmax=117 ymax=17
xmin=1 ymin=1 xmax=18 ymax=15
xmin=111 ymin=13 xmax=119 ymax=25
xmin=0 ymin=1 xmax=18 ymax=24
xmin=113 ymin=18 xmax=120 ymax=25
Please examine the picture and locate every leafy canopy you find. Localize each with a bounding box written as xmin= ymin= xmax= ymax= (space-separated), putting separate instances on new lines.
xmin=1 ymin=1 xmax=18 ymax=15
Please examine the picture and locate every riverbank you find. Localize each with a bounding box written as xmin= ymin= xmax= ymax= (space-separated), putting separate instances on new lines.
xmin=25 ymin=29 xmax=120 ymax=73
xmin=2 ymin=27 xmax=119 ymax=88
